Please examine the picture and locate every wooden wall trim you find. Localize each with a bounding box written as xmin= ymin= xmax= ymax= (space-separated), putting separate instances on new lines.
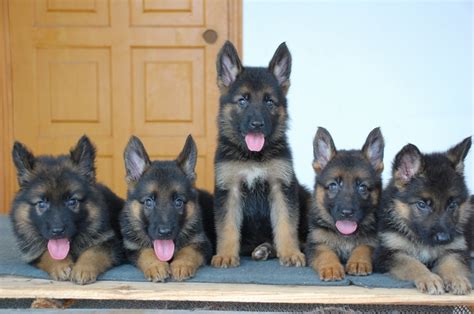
xmin=0 ymin=0 xmax=14 ymax=215
xmin=228 ymin=0 xmax=243 ymax=55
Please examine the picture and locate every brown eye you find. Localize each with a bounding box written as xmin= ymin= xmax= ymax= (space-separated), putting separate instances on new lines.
xmin=358 ymin=184 xmax=368 ymax=194
xmin=416 ymin=200 xmax=430 ymax=213
xmin=447 ymin=201 xmax=458 ymax=211
xmin=66 ymin=198 xmax=79 ymax=210
xmin=328 ymin=182 xmax=338 ymax=192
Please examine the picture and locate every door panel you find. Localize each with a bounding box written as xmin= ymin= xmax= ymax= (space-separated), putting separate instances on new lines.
xmin=2 ymin=0 xmax=241 ymax=213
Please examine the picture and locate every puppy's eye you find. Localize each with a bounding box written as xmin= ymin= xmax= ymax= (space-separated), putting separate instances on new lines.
xmin=265 ymin=98 xmax=274 ymax=108
xmin=144 ymin=198 xmax=155 ymax=210
xmin=238 ymin=98 xmax=248 ymax=107
xmin=447 ymin=201 xmax=458 ymax=211
xmin=36 ymin=200 xmax=49 ymax=214
xmin=174 ymin=198 xmax=184 ymax=209
xmin=328 ymin=182 xmax=338 ymax=192
xmin=358 ymin=184 xmax=368 ymax=194
xmin=416 ymin=200 xmax=430 ymax=212
xmin=66 ymin=198 xmax=79 ymax=210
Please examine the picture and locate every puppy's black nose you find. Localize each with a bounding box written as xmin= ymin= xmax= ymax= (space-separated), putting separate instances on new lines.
xmin=158 ymin=226 xmax=172 ymax=237
xmin=250 ymin=120 xmax=264 ymax=129
xmin=341 ymin=209 xmax=354 ymax=217
xmin=51 ymin=226 xmax=65 ymax=236
xmin=434 ymin=232 xmax=450 ymax=243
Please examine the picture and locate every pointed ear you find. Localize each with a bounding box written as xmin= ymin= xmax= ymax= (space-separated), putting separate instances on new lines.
xmin=124 ymin=136 xmax=151 ymax=183
xmin=446 ymin=136 xmax=471 ymax=174
xmin=216 ymin=41 xmax=243 ymax=90
xmin=268 ymin=42 xmax=292 ymax=93
xmin=313 ymin=127 xmax=337 ymax=174
xmin=70 ymin=135 xmax=96 ymax=181
xmin=393 ymin=144 xmax=423 ymax=184
xmin=12 ymin=141 xmax=36 ymax=186
xmin=362 ymin=127 xmax=385 ymax=174
xmin=176 ymin=135 xmax=197 ymax=182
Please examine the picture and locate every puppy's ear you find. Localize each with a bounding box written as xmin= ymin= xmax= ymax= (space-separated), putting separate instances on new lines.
xmin=124 ymin=136 xmax=151 ymax=183
xmin=446 ymin=136 xmax=471 ymax=174
xmin=12 ymin=141 xmax=36 ymax=186
xmin=216 ymin=41 xmax=243 ymax=90
xmin=362 ymin=127 xmax=385 ymax=174
xmin=313 ymin=127 xmax=336 ymax=174
xmin=176 ymin=135 xmax=197 ymax=182
xmin=70 ymin=135 xmax=96 ymax=181
xmin=393 ymin=144 xmax=423 ymax=184
xmin=268 ymin=42 xmax=292 ymax=94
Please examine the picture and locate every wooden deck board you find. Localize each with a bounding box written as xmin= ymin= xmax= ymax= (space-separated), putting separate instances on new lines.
xmin=0 ymin=276 xmax=472 ymax=306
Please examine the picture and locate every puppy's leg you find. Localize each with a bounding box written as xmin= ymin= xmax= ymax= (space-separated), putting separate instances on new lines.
xmin=311 ymin=244 xmax=345 ymax=281
xmin=211 ymin=186 xmax=242 ymax=268
xmin=391 ymin=253 xmax=444 ymax=295
xmin=136 ymin=248 xmax=170 ymax=282
xmin=252 ymin=242 xmax=276 ymax=261
xmin=434 ymin=253 xmax=472 ymax=295
xmin=71 ymin=245 xmax=113 ymax=285
xmin=346 ymin=244 xmax=373 ymax=276
xmin=170 ymin=245 xmax=205 ymax=281
xmin=270 ymin=182 xmax=305 ymax=267
xmin=36 ymin=251 xmax=74 ymax=281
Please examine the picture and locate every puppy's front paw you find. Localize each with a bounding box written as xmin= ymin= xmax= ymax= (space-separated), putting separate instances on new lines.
xmin=143 ymin=262 xmax=170 ymax=282
xmin=318 ymin=262 xmax=345 ymax=281
xmin=71 ymin=265 xmax=100 ymax=285
xmin=443 ymin=275 xmax=472 ymax=295
xmin=211 ymin=255 xmax=240 ymax=268
xmin=415 ymin=273 xmax=445 ymax=295
xmin=48 ymin=261 xmax=73 ymax=281
xmin=170 ymin=261 xmax=198 ymax=281
xmin=278 ymin=251 xmax=306 ymax=267
xmin=346 ymin=260 xmax=372 ymax=276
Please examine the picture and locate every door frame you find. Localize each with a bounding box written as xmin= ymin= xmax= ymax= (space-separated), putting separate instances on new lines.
xmin=0 ymin=0 xmax=242 ymax=214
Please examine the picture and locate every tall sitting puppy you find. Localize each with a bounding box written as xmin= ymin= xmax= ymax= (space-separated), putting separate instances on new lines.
xmin=211 ymin=41 xmax=309 ymax=268
xmin=307 ymin=127 xmax=384 ymax=281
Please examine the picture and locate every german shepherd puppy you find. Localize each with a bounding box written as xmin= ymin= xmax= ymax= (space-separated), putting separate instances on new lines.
xmin=120 ymin=135 xmax=212 ymax=282
xmin=211 ymin=41 xmax=310 ymax=268
xmin=306 ymin=127 xmax=384 ymax=281
xmin=10 ymin=136 xmax=124 ymax=284
xmin=375 ymin=137 xmax=473 ymax=295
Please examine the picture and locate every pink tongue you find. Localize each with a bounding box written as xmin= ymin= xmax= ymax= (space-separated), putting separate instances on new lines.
xmin=335 ymin=220 xmax=358 ymax=235
xmin=245 ymin=133 xmax=265 ymax=152
xmin=153 ymin=240 xmax=175 ymax=262
xmin=47 ymin=239 xmax=70 ymax=260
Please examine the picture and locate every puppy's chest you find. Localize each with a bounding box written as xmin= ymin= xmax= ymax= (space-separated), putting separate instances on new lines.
xmin=216 ymin=159 xmax=294 ymax=189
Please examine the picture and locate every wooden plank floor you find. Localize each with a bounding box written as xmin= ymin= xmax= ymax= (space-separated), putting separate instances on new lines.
xmin=0 ymin=276 xmax=472 ymax=306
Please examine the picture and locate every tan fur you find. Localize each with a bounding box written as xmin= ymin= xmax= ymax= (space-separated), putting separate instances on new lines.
xmin=36 ymin=251 xmax=74 ymax=281
xmin=130 ymin=200 xmax=142 ymax=222
xmin=390 ymin=252 xmax=445 ymax=295
xmin=211 ymin=182 xmax=242 ymax=268
xmin=170 ymin=245 xmax=205 ymax=281
xmin=311 ymin=245 xmax=345 ymax=281
xmin=393 ymin=199 xmax=411 ymax=220
xmin=380 ymin=231 xmax=466 ymax=264
xmin=137 ymin=248 xmax=170 ymax=282
xmin=185 ymin=200 xmax=197 ymax=221
xmin=71 ymin=246 xmax=113 ymax=285
xmin=434 ymin=253 xmax=472 ymax=295
xmin=346 ymin=244 xmax=373 ymax=275
xmin=215 ymin=159 xmax=294 ymax=189
xmin=270 ymin=182 xmax=305 ymax=267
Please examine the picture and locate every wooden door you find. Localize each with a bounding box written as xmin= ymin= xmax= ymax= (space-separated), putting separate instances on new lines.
xmin=1 ymin=0 xmax=242 ymax=213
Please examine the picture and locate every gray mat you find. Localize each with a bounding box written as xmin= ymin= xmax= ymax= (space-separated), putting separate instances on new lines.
xmin=0 ymin=216 xmax=472 ymax=288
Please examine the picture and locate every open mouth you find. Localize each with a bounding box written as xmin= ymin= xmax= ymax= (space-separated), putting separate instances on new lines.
xmin=244 ymin=133 xmax=265 ymax=152
xmin=47 ymin=238 xmax=70 ymax=260
xmin=153 ymin=239 xmax=175 ymax=262
xmin=335 ymin=220 xmax=358 ymax=235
